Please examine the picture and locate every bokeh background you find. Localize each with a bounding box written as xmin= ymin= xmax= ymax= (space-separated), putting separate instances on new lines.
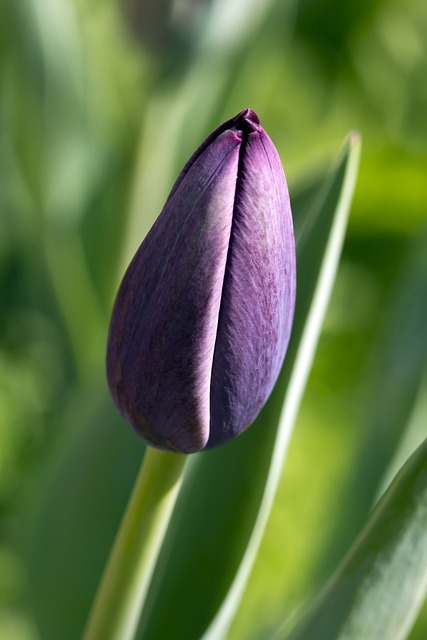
xmin=1 ymin=0 xmax=426 ymax=638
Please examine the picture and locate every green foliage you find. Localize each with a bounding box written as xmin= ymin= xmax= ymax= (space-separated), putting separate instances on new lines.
xmin=286 ymin=436 xmax=427 ymax=640
xmin=0 ymin=0 xmax=426 ymax=638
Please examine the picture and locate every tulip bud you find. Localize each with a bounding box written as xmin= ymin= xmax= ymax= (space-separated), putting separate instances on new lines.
xmin=107 ymin=109 xmax=296 ymax=453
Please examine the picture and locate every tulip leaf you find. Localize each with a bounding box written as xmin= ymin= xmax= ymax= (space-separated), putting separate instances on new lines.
xmin=284 ymin=437 xmax=427 ymax=640
xmin=24 ymin=387 xmax=145 ymax=640
xmin=311 ymin=224 xmax=427 ymax=588
xmin=355 ymin=225 xmax=427 ymax=494
xmin=137 ymin=133 xmax=361 ymax=640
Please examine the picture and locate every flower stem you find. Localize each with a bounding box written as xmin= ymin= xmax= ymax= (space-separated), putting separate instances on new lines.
xmin=83 ymin=447 xmax=188 ymax=640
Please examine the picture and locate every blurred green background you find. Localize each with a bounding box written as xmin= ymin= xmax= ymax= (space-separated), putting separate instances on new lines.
xmin=0 ymin=0 xmax=426 ymax=638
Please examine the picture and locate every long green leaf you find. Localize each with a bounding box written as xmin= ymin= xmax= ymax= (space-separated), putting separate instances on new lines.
xmin=24 ymin=387 xmax=145 ymax=640
xmin=371 ymin=226 xmax=427 ymax=494
xmin=137 ymin=133 xmax=361 ymax=640
xmin=312 ymin=225 xmax=427 ymax=587
xmin=284 ymin=437 xmax=427 ymax=640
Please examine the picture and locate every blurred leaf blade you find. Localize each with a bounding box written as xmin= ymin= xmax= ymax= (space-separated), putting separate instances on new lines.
xmin=138 ymin=132 xmax=361 ymax=640
xmin=371 ymin=226 xmax=427 ymax=493
xmin=285 ymin=437 xmax=427 ymax=640
xmin=312 ymin=224 xmax=427 ymax=587
xmin=25 ymin=385 xmax=145 ymax=640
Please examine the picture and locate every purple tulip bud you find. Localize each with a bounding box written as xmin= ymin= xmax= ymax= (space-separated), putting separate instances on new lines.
xmin=107 ymin=109 xmax=296 ymax=453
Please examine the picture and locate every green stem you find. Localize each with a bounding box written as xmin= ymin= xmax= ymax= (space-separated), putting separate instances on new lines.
xmin=83 ymin=447 xmax=188 ymax=640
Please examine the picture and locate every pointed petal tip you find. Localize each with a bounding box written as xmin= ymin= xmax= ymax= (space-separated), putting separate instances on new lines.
xmin=241 ymin=108 xmax=260 ymax=124
xmin=233 ymin=108 xmax=261 ymax=134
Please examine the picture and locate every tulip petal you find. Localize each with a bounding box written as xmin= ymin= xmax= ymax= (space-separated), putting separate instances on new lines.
xmin=208 ymin=124 xmax=296 ymax=447
xmin=107 ymin=109 xmax=296 ymax=452
xmin=107 ymin=130 xmax=241 ymax=453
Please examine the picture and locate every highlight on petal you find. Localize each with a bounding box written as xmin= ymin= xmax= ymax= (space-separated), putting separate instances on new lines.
xmin=208 ymin=123 xmax=296 ymax=448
